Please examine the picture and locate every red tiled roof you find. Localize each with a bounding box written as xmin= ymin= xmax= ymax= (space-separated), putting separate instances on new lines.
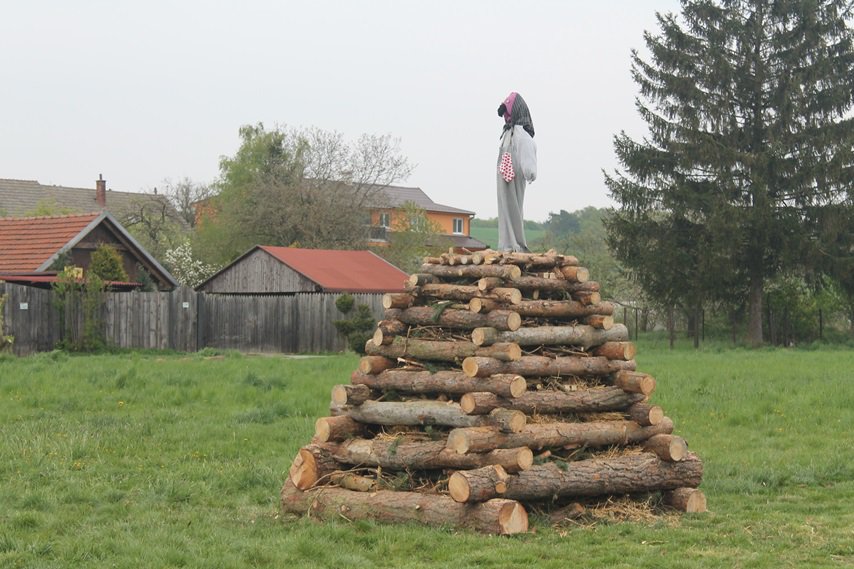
xmin=259 ymin=246 xmax=408 ymax=293
xmin=0 ymin=213 xmax=100 ymax=272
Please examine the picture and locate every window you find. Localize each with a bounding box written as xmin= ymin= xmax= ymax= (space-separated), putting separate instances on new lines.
xmin=379 ymin=212 xmax=390 ymax=227
xmin=452 ymin=218 xmax=464 ymax=234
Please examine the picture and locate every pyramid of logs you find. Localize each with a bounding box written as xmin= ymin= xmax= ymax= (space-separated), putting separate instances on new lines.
xmin=280 ymin=250 xmax=706 ymax=535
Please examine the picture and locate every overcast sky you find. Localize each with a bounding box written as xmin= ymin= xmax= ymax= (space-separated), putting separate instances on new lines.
xmin=0 ymin=0 xmax=683 ymax=222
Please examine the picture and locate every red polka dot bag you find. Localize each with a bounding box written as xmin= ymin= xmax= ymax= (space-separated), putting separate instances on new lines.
xmin=499 ymin=150 xmax=515 ymax=182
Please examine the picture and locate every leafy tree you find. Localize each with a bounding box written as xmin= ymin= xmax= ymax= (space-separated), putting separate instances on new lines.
xmin=25 ymin=198 xmax=75 ymax=217
xmin=605 ymin=0 xmax=854 ymax=345
xmin=89 ymin=243 xmax=128 ymax=282
xmin=195 ymin=123 xmax=412 ymax=264
xmin=163 ymin=241 xmax=220 ymax=288
xmin=376 ymin=202 xmax=447 ymax=273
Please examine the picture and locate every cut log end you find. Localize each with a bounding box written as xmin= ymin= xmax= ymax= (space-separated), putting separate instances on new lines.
xmin=663 ymin=488 xmax=707 ymax=513
xmin=644 ymin=434 xmax=689 ymax=462
xmin=331 ymin=385 xmax=348 ymax=407
xmin=498 ymin=501 xmax=529 ymax=534
xmin=507 ymin=312 xmax=522 ymax=332
xmin=358 ymin=356 xmax=395 ymax=375
xmin=314 ymin=418 xmax=331 ymax=442
xmin=509 ymin=375 xmax=527 ymax=398
xmin=448 ymin=471 xmax=472 ymax=502
xmin=289 ymin=448 xmax=319 ymax=490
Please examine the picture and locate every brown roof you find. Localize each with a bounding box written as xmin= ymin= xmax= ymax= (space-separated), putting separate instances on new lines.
xmin=259 ymin=246 xmax=409 ymax=293
xmin=0 ymin=212 xmax=100 ymax=272
xmin=0 ymin=178 xmax=185 ymax=226
xmin=368 ymin=184 xmax=475 ymax=216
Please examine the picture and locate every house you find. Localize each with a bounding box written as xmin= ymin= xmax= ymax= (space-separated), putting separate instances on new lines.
xmin=0 ymin=211 xmax=177 ymax=290
xmin=0 ymin=176 xmax=186 ymax=228
xmin=196 ymin=245 xmax=408 ymax=294
xmin=367 ymin=184 xmax=488 ymax=252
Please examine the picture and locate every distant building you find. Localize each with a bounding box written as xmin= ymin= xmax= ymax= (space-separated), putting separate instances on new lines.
xmin=196 ymin=245 xmax=409 ymax=294
xmin=0 ymin=211 xmax=177 ymax=290
xmin=367 ymin=184 xmax=488 ymax=252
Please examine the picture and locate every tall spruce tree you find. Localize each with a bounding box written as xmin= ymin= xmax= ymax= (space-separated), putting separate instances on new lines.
xmin=605 ymin=0 xmax=854 ymax=345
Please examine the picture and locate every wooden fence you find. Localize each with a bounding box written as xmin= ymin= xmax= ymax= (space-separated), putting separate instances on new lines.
xmin=0 ymin=282 xmax=385 ymax=356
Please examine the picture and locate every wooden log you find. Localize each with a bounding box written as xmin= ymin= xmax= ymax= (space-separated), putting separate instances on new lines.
xmin=351 ymin=370 xmax=527 ymax=399
xmin=328 ymin=439 xmax=534 ymax=473
xmin=447 ymin=417 xmax=674 ymax=454
xmin=662 ymin=488 xmax=708 ymax=513
xmin=626 ymin=402 xmax=664 ymax=426
xmin=592 ymin=342 xmax=637 ymax=361
xmin=314 ymin=416 xmax=367 ymax=443
xmin=614 ymin=370 xmax=656 ymax=395
xmin=373 ymin=319 xmax=409 ymax=345
xmin=383 ymin=292 xmax=415 ymax=309
xmin=329 ymin=471 xmax=379 ymax=492
xmin=462 ymin=355 xmax=637 ymax=378
xmin=408 ymin=273 xmax=440 ymax=286
xmin=365 ymin=337 xmax=522 ymax=363
xmin=280 ymin=479 xmax=529 ymax=535
xmin=385 ymin=306 xmax=521 ymax=332
xmin=459 ymin=387 xmax=646 ymax=416
xmin=488 ymin=408 xmax=527 ymax=433
xmin=449 ymin=465 xmax=509 ymax=503
xmin=472 ymin=251 xmax=578 ymax=268
xmin=450 ymin=453 xmax=704 ymax=502
xmin=575 ymin=291 xmax=602 ymax=305
xmin=583 ymin=315 xmax=614 ymax=330
xmin=468 ymin=297 xmax=501 ymax=314
xmin=511 ymin=300 xmax=615 ymax=319
xmin=548 ymin=502 xmax=586 ymax=524
xmin=289 ymin=445 xmax=343 ymax=490
xmin=477 ymin=277 xmax=504 ymax=291
xmin=510 ymin=276 xmax=599 ymax=293
xmin=414 ymin=283 xmax=523 ymax=305
xmin=343 ymin=400 xmax=526 ymax=432
xmin=471 ymin=324 xmax=629 ymax=349
xmin=557 ymin=265 xmax=589 ymax=282
xmin=331 ymin=384 xmax=372 ymax=406
xmin=419 ymin=263 xmax=522 ymax=280
xmin=643 ymin=434 xmax=689 ymax=462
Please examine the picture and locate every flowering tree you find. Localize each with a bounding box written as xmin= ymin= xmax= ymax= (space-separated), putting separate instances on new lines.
xmin=164 ymin=241 xmax=220 ymax=288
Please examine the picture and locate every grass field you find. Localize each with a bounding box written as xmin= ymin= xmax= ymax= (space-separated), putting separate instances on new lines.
xmin=469 ymin=226 xmax=547 ymax=250
xmin=1 ymin=346 xmax=852 ymax=568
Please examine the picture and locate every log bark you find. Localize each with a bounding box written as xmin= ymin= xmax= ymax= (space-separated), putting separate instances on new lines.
xmin=574 ymin=291 xmax=602 ymax=305
xmin=358 ymin=356 xmax=397 ymax=374
xmin=626 ymin=402 xmax=664 ymax=426
xmin=614 ymin=370 xmax=656 ymax=395
xmin=592 ymin=342 xmax=637 ymax=361
xmin=280 ymin=479 xmax=529 ymax=535
xmin=373 ymin=320 xmax=409 ymax=345
xmin=408 ymin=273 xmax=440 ymax=286
xmin=289 ymin=445 xmax=344 ymax=490
xmin=331 ymin=384 xmax=372 ymax=406
xmin=662 ymin=488 xmax=708 ymax=513
xmin=459 ymin=388 xmax=646 ymax=416
xmin=510 ymin=276 xmax=599 ymax=294
xmin=468 ymin=297 xmax=502 ymax=314
xmin=314 ymin=415 xmax=368 ymax=443
xmin=412 ymin=283 xmax=523 ymax=305
xmin=556 ymin=265 xmax=589 ymax=282
xmin=477 ymin=277 xmax=504 ymax=291
xmin=447 ymin=417 xmax=674 ymax=454
xmin=343 ymin=400 xmax=526 ymax=432
xmin=351 ymin=370 xmax=527 ymax=399
xmin=643 ymin=434 xmax=689 ymax=462
xmin=329 ymin=472 xmax=379 ymax=492
xmin=385 ymin=306 xmax=521 ymax=331
xmin=583 ymin=315 xmax=614 ymax=330
xmin=419 ymin=263 xmax=522 ymax=280
xmin=511 ymin=300 xmax=615 ymax=319
xmin=365 ymin=337 xmax=522 ymax=363
xmin=462 ymin=355 xmax=637 ymax=378
xmin=449 ymin=465 xmax=509 ymax=502
xmin=326 ymin=438 xmax=534 ymax=473
xmin=471 ymin=250 xmax=578 ymax=268
xmin=383 ymin=292 xmax=416 ymax=309
xmin=451 ymin=452 xmax=704 ymax=502
xmin=471 ymin=324 xmax=629 ymax=349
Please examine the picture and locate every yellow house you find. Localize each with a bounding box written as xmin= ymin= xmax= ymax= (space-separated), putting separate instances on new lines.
xmin=368 ymin=185 xmax=487 ymax=252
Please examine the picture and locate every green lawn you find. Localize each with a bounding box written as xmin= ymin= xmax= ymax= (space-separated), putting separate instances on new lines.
xmin=470 ymin=226 xmax=547 ymax=250
xmin=0 ymin=346 xmax=852 ymax=568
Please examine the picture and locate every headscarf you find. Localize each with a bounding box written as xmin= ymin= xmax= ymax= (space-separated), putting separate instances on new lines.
xmin=497 ymin=91 xmax=535 ymax=138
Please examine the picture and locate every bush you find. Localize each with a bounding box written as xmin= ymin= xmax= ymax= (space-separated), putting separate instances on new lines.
xmin=89 ymin=244 xmax=128 ymax=282
xmin=333 ymin=294 xmax=376 ymax=354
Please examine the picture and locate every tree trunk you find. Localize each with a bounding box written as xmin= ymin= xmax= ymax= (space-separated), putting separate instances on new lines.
xmin=462 ymin=355 xmax=637 ymax=378
xmin=459 ymin=388 xmax=646 ymax=416
xmin=316 ymin=439 xmax=534 ymax=473
xmin=449 ymin=453 xmax=703 ymax=502
xmin=351 ymin=369 xmax=527 ymax=399
xmin=365 ymin=337 xmax=522 ymax=363
xmin=419 ymin=263 xmax=522 ymax=280
xmin=314 ymin=415 xmax=368 ymax=443
xmin=591 ymin=342 xmax=637 ymax=360
xmin=280 ymin=479 xmax=529 ymax=535
xmin=662 ymin=488 xmax=708 ymax=513
xmin=447 ymin=417 xmax=674 ymax=454
xmin=748 ymin=272 xmax=764 ymax=346
xmin=471 ymin=324 xmax=628 ymax=349
xmin=448 ymin=465 xmax=509 ymax=502
xmin=342 ymin=400 xmax=526 ymax=432
xmin=385 ymin=306 xmax=521 ymax=331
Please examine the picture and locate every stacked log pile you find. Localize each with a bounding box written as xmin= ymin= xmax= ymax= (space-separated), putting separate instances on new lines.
xmin=280 ymin=250 xmax=706 ymax=535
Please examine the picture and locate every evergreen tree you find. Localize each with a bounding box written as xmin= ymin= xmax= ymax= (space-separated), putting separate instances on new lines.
xmin=605 ymin=0 xmax=854 ymax=345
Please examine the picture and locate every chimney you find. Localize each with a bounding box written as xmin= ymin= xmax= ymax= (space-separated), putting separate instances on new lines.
xmin=96 ymin=174 xmax=106 ymax=208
